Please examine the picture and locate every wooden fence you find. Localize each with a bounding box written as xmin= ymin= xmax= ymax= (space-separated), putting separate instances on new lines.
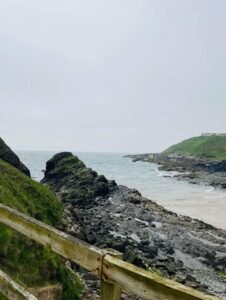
xmin=0 ymin=203 xmax=219 ymax=300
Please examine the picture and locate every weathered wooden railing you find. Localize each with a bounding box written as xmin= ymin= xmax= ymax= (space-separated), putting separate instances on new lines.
xmin=0 ymin=269 xmax=37 ymax=300
xmin=0 ymin=204 xmax=218 ymax=300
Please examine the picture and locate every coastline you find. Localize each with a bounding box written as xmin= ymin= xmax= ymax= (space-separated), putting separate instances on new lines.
xmin=3 ymin=140 xmax=226 ymax=299
xmin=125 ymin=153 xmax=226 ymax=189
xmin=42 ymin=152 xmax=226 ymax=299
xmin=125 ymin=153 xmax=226 ymax=230
xmin=18 ymin=150 xmax=226 ymax=231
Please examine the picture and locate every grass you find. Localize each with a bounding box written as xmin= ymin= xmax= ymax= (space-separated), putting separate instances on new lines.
xmin=0 ymin=159 xmax=62 ymax=225
xmin=0 ymin=159 xmax=84 ymax=299
xmin=163 ymin=135 xmax=226 ymax=160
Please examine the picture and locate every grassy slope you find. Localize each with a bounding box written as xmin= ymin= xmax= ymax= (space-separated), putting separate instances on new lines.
xmin=163 ymin=135 xmax=226 ymax=160
xmin=0 ymin=159 xmax=83 ymax=299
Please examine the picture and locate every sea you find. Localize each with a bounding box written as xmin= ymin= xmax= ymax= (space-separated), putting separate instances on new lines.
xmin=17 ymin=151 xmax=226 ymax=230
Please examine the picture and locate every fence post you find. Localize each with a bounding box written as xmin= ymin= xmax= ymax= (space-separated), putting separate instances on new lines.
xmin=101 ymin=249 xmax=122 ymax=300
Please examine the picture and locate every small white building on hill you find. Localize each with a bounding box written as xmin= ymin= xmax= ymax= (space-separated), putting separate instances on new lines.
xmin=202 ymin=133 xmax=226 ymax=137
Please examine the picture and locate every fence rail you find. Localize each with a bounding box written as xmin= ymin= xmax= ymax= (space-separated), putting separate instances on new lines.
xmin=0 ymin=204 xmax=218 ymax=300
xmin=0 ymin=269 xmax=37 ymax=300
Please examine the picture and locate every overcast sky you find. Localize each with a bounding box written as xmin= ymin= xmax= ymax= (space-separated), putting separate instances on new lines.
xmin=0 ymin=0 xmax=226 ymax=153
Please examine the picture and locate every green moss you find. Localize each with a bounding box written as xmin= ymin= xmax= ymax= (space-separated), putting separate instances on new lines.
xmin=218 ymin=271 xmax=226 ymax=278
xmin=163 ymin=135 xmax=226 ymax=160
xmin=0 ymin=159 xmax=84 ymax=299
xmin=47 ymin=154 xmax=85 ymax=177
xmin=148 ymin=267 xmax=162 ymax=276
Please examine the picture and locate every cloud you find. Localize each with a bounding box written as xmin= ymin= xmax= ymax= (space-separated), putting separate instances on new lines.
xmin=0 ymin=0 xmax=226 ymax=152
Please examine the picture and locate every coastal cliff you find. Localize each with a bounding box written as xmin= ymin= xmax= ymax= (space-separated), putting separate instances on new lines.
xmin=42 ymin=152 xmax=226 ymax=299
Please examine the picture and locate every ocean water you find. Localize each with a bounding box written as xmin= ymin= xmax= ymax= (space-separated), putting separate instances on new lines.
xmin=17 ymin=151 xmax=226 ymax=230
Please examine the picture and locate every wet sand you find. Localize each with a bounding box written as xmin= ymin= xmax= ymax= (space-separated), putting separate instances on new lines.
xmin=160 ymin=197 xmax=226 ymax=230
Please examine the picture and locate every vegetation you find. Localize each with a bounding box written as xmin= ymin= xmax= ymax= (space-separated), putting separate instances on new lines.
xmin=163 ymin=135 xmax=226 ymax=160
xmin=218 ymin=271 xmax=226 ymax=278
xmin=0 ymin=159 xmax=84 ymax=299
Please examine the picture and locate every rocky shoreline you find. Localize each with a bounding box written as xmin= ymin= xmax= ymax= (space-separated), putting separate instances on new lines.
xmin=125 ymin=153 xmax=226 ymax=189
xmin=42 ymin=152 xmax=226 ymax=299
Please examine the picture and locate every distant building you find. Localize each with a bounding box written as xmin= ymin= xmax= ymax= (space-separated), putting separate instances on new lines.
xmin=202 ymin=133 xmax=226 ymax=137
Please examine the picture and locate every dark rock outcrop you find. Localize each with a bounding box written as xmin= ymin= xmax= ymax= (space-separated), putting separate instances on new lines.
xmin=42 ymin=152 xmax=116 ymax=204
xmin=42 ymin=152 xmax=226 ymax=299
xmin=0 ymin=137 xmax=30 ymax=176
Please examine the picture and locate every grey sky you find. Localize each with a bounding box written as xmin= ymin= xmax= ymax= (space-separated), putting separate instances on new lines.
xmin=0 ymin=0 xmax=226 ymax=153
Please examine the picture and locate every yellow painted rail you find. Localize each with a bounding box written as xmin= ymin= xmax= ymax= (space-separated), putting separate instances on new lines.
xmin=0 ymin=204 xmax=219 ymax=300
